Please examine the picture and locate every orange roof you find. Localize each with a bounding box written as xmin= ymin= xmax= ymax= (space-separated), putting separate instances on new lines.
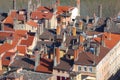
xmin=3 ymin=16 xmax=13 ymax=24
xmin=0 ymin=43 xmax=12 ymax=55
xmin=57 ymin=6 xmax=73 ymax=14
xmin=17 ymin=45 xmax=27 ymax=54
xmin=94 ymin=32 xmax=120 ymax=49
xmin=20 ymin=35 xmax=34 ymax=47
xmin=15 ymin=30 xmax=27 ymax=37
xmin=26 ymin=20 xmax=38 ymax=28
xmin=2 ymin=52 xmax=15 ymax=66
xmin=10 ymin=10 xmax=25 ymax=21
xmin=3 ymin=26 xmax=15 ymax=32
xmin=0 ymin=31 xmax=13 ymax=38
xmin=31 ymin=11 xmax=53 ymax=20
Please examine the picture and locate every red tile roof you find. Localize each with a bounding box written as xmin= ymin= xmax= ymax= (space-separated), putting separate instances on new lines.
xmin=94 ymin=32 xmax=120 ymax=49
xmin=15 ymin=30 xmax=27 ymax=37
xmin=0 ymin=43 xmax=12 ymax=55
xmin=0 ymin=31 xmax=13 ymax=40
xmin=3 ymin=26 xmax=15 ymax=32
xmin=57 ymin=6 xmax=73 ymax=14
xmin=2 ymin=52 xmax=15 ymax=66
xmin=3 ymin=16 xmax=13 ymax=24
xmin=10 ymin=10 xmax=25 ymax=21
xmin=20 ymin=35 xmax=34 ymax=47
xmin=17 ymin=45 xmax=27 ymax=54
xmin=26 ymin=20 xmax=38 ymax=28
xmin=31 ymin=11 xmax=53 ymax=20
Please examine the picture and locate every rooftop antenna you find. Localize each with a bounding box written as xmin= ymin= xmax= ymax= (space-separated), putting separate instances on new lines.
xmin=13 ymin=0 xmax=16 ymax=10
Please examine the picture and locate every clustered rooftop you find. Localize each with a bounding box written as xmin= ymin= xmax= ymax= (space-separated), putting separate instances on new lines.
xmin=0 ymin=0 xmax=120 ymax=80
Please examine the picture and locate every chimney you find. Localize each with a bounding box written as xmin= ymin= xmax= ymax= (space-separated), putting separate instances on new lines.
xmin=79 ymin=35 xmax=84 ymax=44
xmin=55 ymin=47 xmax=60 ymax=65
xmin=93 ymin=13 xmax=97 ymax=23
xmin=108 ymin=32 xmax=111 ymax=40
xmin=79 ymin=45 xmax=84 ymax=52
xmin=0 ymin=59 xmax=2 ymax=71
xmin=56 ymin=25 xmax=61 ymax=35
xmin=72 ymin=27 xmax=76 ymax=36
xmin=13 ymin=0 xmax=16 ymax=10
xmin=79 ymin=21 xmax=83 ymax=30
xmin=86 ymin=15 xmax=89 ymax=24
xmin=101 ymin=34 xmax=106 ymax=47
xmin=98 ymin=4 xmax=102 ymax=18
xmin=95 ymin=45 xmax=100 ymax=56
xmin=44 ymin=44 xmax=47 ymax=54
xmin=34 ymin=50 xmax=40 ymax=70
xmin=74 ymin=49 xmax=79 ymax=61
xmin=27 ymin=0 xmax=32 ymax=21
xmin=76 ymin=0 xmax=80 ymax=16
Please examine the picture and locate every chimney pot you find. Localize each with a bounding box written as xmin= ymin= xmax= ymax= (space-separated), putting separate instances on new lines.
xmin=55 ymin=47 xmax=60 ymax=65
xmin=56 ymin=26 xmax=61 ymax=35
xmin=72 ymin=27 xmax=76 ymax=36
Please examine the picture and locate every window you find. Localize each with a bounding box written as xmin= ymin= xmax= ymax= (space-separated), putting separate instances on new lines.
xmin=78 ymin=66 xmax=81 ymax=71
xmin=89 ymin=67 xmax=92 ymax=72
xmin=84 ymin=67 xmax=87 ymax=71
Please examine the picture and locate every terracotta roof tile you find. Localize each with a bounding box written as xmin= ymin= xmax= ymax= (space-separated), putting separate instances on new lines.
xmin=10 ymin=10 xmax=25 ymax=21
xmin=26 ymin=20 xmax=38 ymax=28
xmin=94 ymin=32 xmax=120 ymax=49
xmin=20 ymin=35 xmax=34 ymax=47
xmin=3 ymin=16 xmax=13 ymax=24
xmin=2 ymin=52 xmax=15 ymax=66
xmin=31 ymin=11 xmax=53 ymax=20
xmin=15 ymin=30 xmax=27 ymax=37
xmin=0 ymin=31 xmax=13 ymax=40
xmin=17 ymin=45 xmax=27 ymax=54
xmin=3 ymin=26 xmax=15 ymax=32
xmin=57 ymin=6 xmax=73 ymax=14
xmin=0 ymin=43 xmax=12 ymax=55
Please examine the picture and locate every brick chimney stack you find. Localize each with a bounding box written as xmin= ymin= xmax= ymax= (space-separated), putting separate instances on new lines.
xmin=56 ymin=25 xmax=61 ymax=35
xmin=55 ymin=47 xmax=60 ymax=65
xmin=72 ymin=27 xmax=76 ymax=36
xmin=74 ymin=49 xmax=79 ymax=61
xmin=79 ymin=35 xmax=84 ymax=44
xmin=76 ymin=0 xmax=80 ymax=16
xmin=79 ymin=21 xmax=83 ymax=30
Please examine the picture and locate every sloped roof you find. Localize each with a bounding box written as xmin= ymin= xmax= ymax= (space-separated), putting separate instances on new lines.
xmin=2 ymin=52 xmax=15 ymax=66
xmin=31 ymin=11 xmax=53 ymax=20
xmin=26 ymin=20 xmax=38 ymax=28
xmin=57 ymin=6 xmax=73 ymax=14
xmin=3 ymin=16 xmax=13 ymax=24
xmin=20 ymin=35 xmax=34 ymax=47
xmin=17 ymin=45 xmax=27 ymax=54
